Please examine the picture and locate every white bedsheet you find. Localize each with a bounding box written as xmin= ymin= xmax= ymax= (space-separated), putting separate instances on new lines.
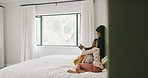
xmin=0 ymin=55 xmax=108 ymax=78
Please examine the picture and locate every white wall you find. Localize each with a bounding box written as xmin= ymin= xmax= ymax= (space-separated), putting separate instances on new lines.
xmin=94 ymin=0 xmax=108 ymax=28
xmin=0 ymin=2 xmax=2 ymax=5
xmin=37 ymin=46 xmax=81 ymax=57
xmin=3 ymin=0 xmax=108 ymax=65
xmin=0 ymin=3 xmax=4 ymax=68
xmin=3 ymin=0 xmax=82 ymax=65
xmin=4 ymin=2 xmax=22 ymax=66
xmin=36 ymin=2 xmax=81 ymax=15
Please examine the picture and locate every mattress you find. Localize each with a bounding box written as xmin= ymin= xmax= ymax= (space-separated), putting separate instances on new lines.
xmin=0 ymin=55 xmax=108 ymax=78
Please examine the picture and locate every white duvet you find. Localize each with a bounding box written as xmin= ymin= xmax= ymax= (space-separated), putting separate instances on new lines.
xmin=0 ymin=55 xmax=108 ymax=78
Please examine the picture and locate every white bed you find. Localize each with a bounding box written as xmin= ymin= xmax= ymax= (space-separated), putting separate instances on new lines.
xmin=0 ymin=55 xmax=108 ymax=78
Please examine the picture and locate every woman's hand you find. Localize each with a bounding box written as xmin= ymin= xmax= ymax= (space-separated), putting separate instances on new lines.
xmin=78 ymin=44 xmax=85 ymax=50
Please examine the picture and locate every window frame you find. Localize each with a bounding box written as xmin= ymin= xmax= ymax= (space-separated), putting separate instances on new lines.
xmin=36 ymin=13 xmax=81 ymax=47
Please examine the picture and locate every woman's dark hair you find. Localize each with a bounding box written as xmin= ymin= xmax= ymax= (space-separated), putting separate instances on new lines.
xmin=96 ymin=25 xmax=106 ymax=37
xmin=94 ymin=38 xmax=98 ymax=41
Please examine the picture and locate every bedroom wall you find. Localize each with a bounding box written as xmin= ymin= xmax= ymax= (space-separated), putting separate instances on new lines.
xmin=0 ymin=2 xmax=1 ymax=3
xmin=3 ymin=0 xmax=108 ymax=66
xmin=3 ymin=0 xmax=82 ymax=66
xmin=94 ymin=0 xmax=108 ymax=28
xmin=0 ymin=2 xmax=3 ymax=5
xmin=0 ymin=2 xmax=4 ymax=68
xmin=4 ymin=2 xmax=22 ymax=66
xmin=109 ymin=0 xmax=148 ymax=78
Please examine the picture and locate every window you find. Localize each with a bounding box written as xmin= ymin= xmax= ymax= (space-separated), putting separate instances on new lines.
xmin=36 ymin=13 xmax=81 ymax=46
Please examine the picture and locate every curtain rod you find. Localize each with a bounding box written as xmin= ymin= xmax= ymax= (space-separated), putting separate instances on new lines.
xmin=20 ymin=0 xmax=85 ymax=6
xmin=0 ymin=5 xmax=4 ymax=8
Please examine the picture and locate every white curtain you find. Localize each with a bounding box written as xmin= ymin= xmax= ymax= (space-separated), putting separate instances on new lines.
xmin=21 ymin=6 xmax=37 ymax=61
xmin=81 ymin=0 xmax=95 ymax=47
xmin=0 ymin=7 xmax=4 ymax=68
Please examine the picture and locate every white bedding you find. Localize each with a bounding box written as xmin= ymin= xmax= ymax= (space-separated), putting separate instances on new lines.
xmin=0 ymin=55 xmax=108 ymax=78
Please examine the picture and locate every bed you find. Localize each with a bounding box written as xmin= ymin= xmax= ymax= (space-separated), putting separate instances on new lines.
xmin=0 ymin=55 xmax=108 ymax=78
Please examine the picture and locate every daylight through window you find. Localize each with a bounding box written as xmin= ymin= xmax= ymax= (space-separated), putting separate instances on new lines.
xmin=36 ymin=13 xmax=81 ymax=46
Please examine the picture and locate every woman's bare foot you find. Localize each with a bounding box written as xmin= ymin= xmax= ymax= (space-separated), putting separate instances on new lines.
xmin=67 ymin=70 xmax=78 ymax=73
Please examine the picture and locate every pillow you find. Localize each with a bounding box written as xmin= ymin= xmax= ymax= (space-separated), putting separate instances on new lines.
xmin=101 ymin=56 xmax=108 ymax=69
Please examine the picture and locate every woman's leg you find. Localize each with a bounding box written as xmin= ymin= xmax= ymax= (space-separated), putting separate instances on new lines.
xmin=75 ymin=63 xmax=86 ymax=73
xmin=76 ymin=63 xmax=92 ymax=72
xmin=67 ymin=63 xmax=84 ymax=73
xmin=76 ymin=63 xmax=102 ymax=73
xmin=67 ymin=63 xmax=102 ymax=73
xmin=91 ymin=65 xmax=102 ymax=73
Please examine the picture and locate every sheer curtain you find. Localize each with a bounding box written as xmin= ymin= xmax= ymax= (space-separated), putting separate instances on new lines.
xmin=81 ymin=0 xmax=95 ymax=47
xmin=0 ymin=7 xmax=4 ymax=68
xmin=21 ymin=6 xmax=37 ymax=61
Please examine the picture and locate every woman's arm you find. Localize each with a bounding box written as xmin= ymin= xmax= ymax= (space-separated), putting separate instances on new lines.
xmin=81 ymin=47 xmax=99 ymax=55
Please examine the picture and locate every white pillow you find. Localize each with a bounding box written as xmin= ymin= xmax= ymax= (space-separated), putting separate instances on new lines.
xmin=101 ymin=56 xmax=108 ymax=69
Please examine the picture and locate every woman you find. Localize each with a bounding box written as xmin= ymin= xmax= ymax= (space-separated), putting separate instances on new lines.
xmin=67 ymin=25 xmax=106 ymax=73
xmin=79 ymin=25 xmax=106 ymax=59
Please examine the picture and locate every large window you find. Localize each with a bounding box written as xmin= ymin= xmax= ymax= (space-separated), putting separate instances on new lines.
xmin=36 ymin=13 xmax=81 ymax=46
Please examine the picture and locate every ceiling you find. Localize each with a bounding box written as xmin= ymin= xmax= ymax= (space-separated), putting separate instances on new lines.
xmin=0 ymin=0 xmax=23 ymax=3
xmin=0 ymin=0 xmax=66 ymax=3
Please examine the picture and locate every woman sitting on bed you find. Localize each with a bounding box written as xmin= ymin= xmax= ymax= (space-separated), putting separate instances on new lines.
xmin=67 ymin=25 xmax=107 ymax=73
xmin=67 ymin=47 xmax=104 ymax=73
